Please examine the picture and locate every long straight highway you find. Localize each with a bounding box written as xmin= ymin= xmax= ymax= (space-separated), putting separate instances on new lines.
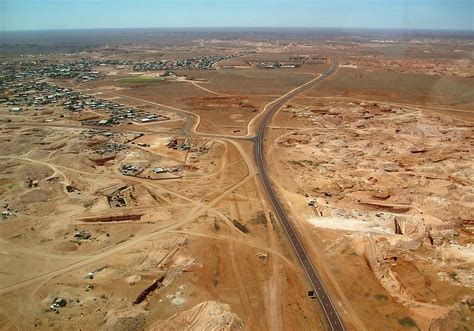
xmin=254 ymin=62 xmax=346 ymax=331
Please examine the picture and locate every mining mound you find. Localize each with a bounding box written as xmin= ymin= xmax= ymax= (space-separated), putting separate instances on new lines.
xmin=102 ymin=306 xmax=148 ymax=331
xmin=150 ymin=301 xmax=243 ymax=330
xmin=17 ymin=189 xmax=55 ymax=203
xmin=89 ymin=155 xmax=116 ymax=166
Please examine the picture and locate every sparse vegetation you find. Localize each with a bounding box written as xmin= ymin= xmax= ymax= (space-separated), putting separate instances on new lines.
xmin=398 ymin=316 xmax=418 ymax=328
xmin=212 ymin=219 xmax=221 ymax=232
xmin=251 ymin=211 xmax=267 ymax=226
xmin=0 ymin=28 xmax=471 ymax=331
xmin=212 ymin=252 xmax=221 ymax=287
xmin=374 ymin=294 xmax=388 ymax=301
xmin=0 ymin=75 xmax=13 ymax=82
xmin=119 ymin=76 xmax=164 ymax=84
xmin=232 ymin=219 xmax=249 ymax=233
xmin=269 ymin=212 xmax=286 ymax=244
xmin=448 ymin=271 xmax=458 ymax=280
xmin=288 ymin=160 xmax=304 ymax=167
xmin=288 ymin=159 xmax=314 ymax=167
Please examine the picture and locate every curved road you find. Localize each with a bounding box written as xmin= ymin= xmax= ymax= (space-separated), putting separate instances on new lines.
xmin=5 ymin=61 xmax=344 ymax=329
xmin=254 ymin=62 xmax=345 ymax=331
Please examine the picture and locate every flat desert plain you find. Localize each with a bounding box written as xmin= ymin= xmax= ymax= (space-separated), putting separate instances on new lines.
xmin=0 ymin=29 xmax=473 ymax=330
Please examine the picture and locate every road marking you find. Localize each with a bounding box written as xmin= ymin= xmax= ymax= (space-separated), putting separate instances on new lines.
xmin=254 ymin=61 xmax=345 ymax=331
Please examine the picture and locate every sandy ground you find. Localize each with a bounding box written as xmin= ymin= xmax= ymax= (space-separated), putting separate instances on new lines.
xmin=1 ymin=36 xmax=473 ymax=331
xmin=0 ymin=119 xmax=323 ymax=330
xmin=266 ymin=97 xmax=474 ymax=330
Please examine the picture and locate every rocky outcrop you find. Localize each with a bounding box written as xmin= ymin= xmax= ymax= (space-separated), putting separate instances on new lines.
xmin=362 ymin=235 xmax=456 ymax=329
xmin=149 ymin=301 xmax=243 ymax=330
xmin=102 ymin=306 xmax=148 ymax=331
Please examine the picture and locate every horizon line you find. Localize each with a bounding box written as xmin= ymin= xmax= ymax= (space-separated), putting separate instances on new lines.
xmin=1 ymin=26 xmax=473 ymax=34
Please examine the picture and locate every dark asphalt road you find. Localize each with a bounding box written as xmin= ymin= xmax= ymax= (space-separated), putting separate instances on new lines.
xmin=254 ymin=63 xmax=345 ymax=331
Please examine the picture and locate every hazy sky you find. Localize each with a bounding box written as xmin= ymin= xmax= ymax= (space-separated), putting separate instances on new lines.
xmin=1 ymin=0 xmax=472 ymax=31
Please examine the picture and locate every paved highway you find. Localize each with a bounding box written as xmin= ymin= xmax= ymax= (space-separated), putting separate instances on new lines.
xmin=254 ymin=63 xmax=346 ymax=331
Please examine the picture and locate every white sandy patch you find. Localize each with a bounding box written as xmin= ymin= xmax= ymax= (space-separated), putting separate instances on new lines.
xmin=307 ymin=217 xmax=394 ymax=234
xmin=138 ymin=136 xmax=170 ymax=148
xmin=442 ymin=244 xmax=474 ymax=263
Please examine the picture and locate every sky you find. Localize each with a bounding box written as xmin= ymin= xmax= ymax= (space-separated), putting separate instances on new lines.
xmin=1 ymin=0 xmax=472 ymax=31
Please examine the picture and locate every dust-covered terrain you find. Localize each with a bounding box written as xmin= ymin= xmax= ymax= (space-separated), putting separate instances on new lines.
xmin=0 ymin=28 xmax=473 ymax=330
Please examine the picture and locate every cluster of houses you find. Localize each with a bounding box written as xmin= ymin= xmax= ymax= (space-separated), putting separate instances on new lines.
xmin=1 ymin=201 xmax=19 ymax=220
xmin=120 ymin=164 xmax=143 ymax=176
xmin=1 ymin=54 xmax=238 ymax=91
xmin=1 ymin=80 xmax=90 ymax=111
xmin=0 ymin=54 xmax=239 ymax=126
xmin=94 ymin=142 xmax=127 ymax=155
xmin=40 ymin=61 xmax=101 ymax=81
xmin=133 ymin=54 xmax=236 ymax=71
xmin=252 ymin=61 xmax=301 ymax=69
xmin=80 ymin=101 xmax=170 ymax=127
xmin=152 ymin=166 xmax=179 ymax=174
xmin=167 ymin=137 xmax=191 ymax=151
xmin=1 ymin=70 xmax=170 ymax=126
xmin=0 ymin=59 xmax=109 ymax=82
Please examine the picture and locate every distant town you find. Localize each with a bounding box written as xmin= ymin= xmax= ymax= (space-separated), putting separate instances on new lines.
xmin=0 ymin=55 xmax=241 ymax=126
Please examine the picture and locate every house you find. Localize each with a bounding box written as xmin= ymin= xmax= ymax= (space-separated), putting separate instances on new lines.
xmin=153 ymin=167 xmax=168 ymax=174
xmin=10 ymin=107 xmax=23 ymax=113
